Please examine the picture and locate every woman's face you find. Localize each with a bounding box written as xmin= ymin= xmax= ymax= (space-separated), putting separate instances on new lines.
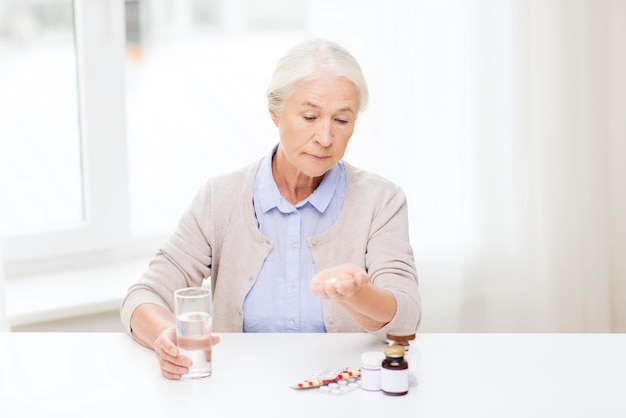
xmin=270 ymin=75 xmax=359 ymax=179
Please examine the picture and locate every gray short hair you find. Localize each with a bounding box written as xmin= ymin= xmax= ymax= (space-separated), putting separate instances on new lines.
xmin=267 ymin=38 xmax=369 ymax=115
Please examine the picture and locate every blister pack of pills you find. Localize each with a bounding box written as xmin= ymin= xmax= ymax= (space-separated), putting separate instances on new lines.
xmin=291 ymin=367 xmax=361 ymax=395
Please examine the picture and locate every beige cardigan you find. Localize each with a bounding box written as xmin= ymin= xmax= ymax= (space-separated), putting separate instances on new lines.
xmin=120 ymin=160 xmax=421 ymax=340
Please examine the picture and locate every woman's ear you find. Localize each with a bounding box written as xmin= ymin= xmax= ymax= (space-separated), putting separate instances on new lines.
xmin=269 ymin=109 xmax=279 ymax=127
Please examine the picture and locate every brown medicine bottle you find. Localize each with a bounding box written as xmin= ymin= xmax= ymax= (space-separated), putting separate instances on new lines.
xmin=386 ymin=328 xmax=417 ymax=387
xmin=380 ymin=345 xmax=409 ymax=396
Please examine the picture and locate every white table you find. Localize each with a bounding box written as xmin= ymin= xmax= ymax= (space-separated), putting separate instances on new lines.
xmin=1 ymin=332 xmax=625 ymax=417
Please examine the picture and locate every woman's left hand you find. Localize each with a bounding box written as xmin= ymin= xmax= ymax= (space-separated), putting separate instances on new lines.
xmin=310 ymin=263 xmax=370 ymax=300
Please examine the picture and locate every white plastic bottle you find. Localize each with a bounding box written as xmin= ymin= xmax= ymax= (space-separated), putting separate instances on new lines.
xmin=360 ymin=351 xmax=386 ymax=391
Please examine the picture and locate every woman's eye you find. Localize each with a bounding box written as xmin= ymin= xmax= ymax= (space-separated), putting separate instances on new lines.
xmin=303 ymin=115 xmax=316 ymax=121
xmin=336 ymin=119 xmax=348 ymax=125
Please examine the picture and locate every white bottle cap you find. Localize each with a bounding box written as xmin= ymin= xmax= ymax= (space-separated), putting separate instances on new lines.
xmin=361 ymin=351 xmax=385 ymax=368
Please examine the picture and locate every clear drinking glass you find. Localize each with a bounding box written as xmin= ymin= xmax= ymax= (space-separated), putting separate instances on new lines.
xmin=174 ymin=287 xmax=213 ymax=379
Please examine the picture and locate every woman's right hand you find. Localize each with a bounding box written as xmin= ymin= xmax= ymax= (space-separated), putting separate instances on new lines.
xmin=153 ymin=327 xmax=221 ymax=380
xmin=153 ymin=326 xmax=192 ymax=380
xmin=130 ymin=304 xmax=220 ymax=380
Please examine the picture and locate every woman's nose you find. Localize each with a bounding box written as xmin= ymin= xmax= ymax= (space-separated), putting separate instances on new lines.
xmin=315 ymin=121 xmax=333 ymax=146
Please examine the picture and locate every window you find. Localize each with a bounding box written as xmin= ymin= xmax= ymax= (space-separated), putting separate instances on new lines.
xmin=0 ymin=0 xmax=308 ymax=273
xmin=0 ymin=1 xmax=82 ymax=237
xmin=1 ymin=0 xmax=129 ymax=269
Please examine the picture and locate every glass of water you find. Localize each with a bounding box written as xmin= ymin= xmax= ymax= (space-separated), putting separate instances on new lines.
xmin=174 ymin=287 xmax=213 ymax=379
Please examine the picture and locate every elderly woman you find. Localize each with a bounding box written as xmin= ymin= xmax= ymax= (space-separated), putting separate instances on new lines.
xmin=121 ymin=38 xmax=421 ymax=379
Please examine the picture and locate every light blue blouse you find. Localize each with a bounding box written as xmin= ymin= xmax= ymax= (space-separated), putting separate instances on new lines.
xmin=243 ymin=146 xmax=346 ymax=332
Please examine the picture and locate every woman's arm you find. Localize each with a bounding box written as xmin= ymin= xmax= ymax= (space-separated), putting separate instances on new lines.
xmin=129 ymin=303 xmax=175 ymax=349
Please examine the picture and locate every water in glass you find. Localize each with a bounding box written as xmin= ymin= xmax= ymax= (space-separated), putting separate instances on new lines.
xmin=176 ymin=311 xmax=212 ymax=378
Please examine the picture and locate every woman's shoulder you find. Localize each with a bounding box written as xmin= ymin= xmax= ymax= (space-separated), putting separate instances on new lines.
xmin=201 ymin=160 xmax=260 ymax=190
xmin=342 ymin=161 xmax=401 ymax=191
xmin=189 ymin=160 xmax=259 ymax=209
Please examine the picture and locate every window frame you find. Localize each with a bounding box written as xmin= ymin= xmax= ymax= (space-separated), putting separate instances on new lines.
xmin=2 ymin=0 xmax=134 ymax=273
